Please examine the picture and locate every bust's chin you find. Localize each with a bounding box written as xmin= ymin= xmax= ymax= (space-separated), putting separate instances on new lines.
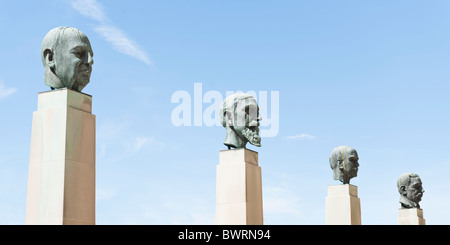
xmin=44 ymin=68 xmax=89 ymax=92
xmin=242 ymin=127 xmax=261 ymax=147
xmin=72 ymin=78 xmax=89 ymax=92
xmin=223 ymin=125 xmax=262 ymax=149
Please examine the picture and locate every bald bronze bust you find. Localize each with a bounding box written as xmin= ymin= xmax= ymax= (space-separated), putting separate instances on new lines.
xmin=329 ymin=146 xmax=359 ymax=184
xmin=41 ymin=27 xmax=94 ymax=92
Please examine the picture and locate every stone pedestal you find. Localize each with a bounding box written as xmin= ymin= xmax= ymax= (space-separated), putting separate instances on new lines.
xmin=325 ymin=184 xmax=361 ymax=225
xmin=215 ymin=148 xmax=263 ymax=225
xmin=398 ymin=208 xmax=426 ymax=225
xmin=25 ymin=89 xmax=95 ymax=225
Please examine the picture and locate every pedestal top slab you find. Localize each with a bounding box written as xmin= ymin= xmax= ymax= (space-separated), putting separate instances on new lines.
xmin=398 ymin=208 xmax=425 ymax=225
xmin=38 ymin=88 xmax=92 ymax=113
xmin=327 ymin=184 xmax=358 ymax=197
xmin=219 ymin=148 xmax=258 ymax=166
xmin=398 ymin=208 xmax=424 ymax=218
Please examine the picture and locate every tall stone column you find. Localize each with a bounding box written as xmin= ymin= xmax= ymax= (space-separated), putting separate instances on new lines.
xmin=215 ymin=148 xmax=263 ymax=225
xmin=25 ymin=88 xmax=95 ymax=225
xmin=325 ymin=184 xmax=361 ymax=225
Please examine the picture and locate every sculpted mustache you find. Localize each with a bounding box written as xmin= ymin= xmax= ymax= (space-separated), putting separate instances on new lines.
xmin=78 ymin=67 xmax=91 ymax=73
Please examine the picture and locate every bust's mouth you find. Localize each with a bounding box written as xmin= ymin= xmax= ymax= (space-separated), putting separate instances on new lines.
xmin=415 ymin=193 xmax=423 ymax=200
xmin=78 ymin=67 xmax=91 ymax=78
xmin=349 ymin=167 xmax=358 ymax=176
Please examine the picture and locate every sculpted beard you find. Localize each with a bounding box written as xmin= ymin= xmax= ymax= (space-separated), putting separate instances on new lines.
xmin=242 ymin=126 xmax=261 ymax=147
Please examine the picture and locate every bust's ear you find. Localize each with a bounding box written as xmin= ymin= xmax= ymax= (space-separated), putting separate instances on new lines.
xmin=224 ymin=111 xmax=234 ymax=126
xmin=338 ymin=160 xmax=344 ymax=170
xmin=43 ymin=49 xmax=55 ymax=69
xmin=400 ymin=186 xmax=406 ymax=195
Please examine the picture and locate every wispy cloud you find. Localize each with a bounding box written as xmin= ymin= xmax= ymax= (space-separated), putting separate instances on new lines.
xmin=70 ymin=0 xmax=152 ymax=65
xmin=0 ymin=80 xmax=16 ymax=99
xmin=125 ymin=136 xmax=154 ymax=154
xmin=97 ymin=121 xmax=126 ymax=140
xmin=94 ymin=25 xmax=152 ymax=65
xmin=96 ymin=117 xmax=163 ymax=165
xmin=284 ymin=133 xmax=316 ymax=140
xmin=71 ymin=0 xmax=106 ymax=22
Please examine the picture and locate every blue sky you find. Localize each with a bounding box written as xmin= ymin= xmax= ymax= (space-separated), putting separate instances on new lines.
xmin=1 ymin=0 xmax=450 ymax=225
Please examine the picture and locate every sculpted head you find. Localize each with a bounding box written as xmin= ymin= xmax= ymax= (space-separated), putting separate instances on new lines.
xmin=397 ymin=173 xmax=425 ymax=209
xmin=41 ymin=27 xmax=94 ymax=92
xmin=219 ymin=93 xmax=262 ymax=149
xmin=329 ymin=146 xmax=359 ymax=184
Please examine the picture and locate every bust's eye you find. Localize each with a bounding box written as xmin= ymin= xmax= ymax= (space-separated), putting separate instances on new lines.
xmin=72 ymin=48 xmax=86 ymax=58
xmin=74 ymin=51 xmax=85 ymax=58
xmin=245 ymin=105 xmax=258 ymax=116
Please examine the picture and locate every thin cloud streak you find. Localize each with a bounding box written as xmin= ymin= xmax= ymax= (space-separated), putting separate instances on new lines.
xmin=70 ymin=0 xmax=152 ymax=65
xmin=284 ymin=133 xmax=316 ymax=140
xmin=71 ymin=0 xmax=106 ymax=21
xmin=94 ymin=25 xmax=152 ymax=65
xmin=127 ymin=136 xmax=154 ymax=154
xmin=0 ymin=80 xmax=16 ymax=99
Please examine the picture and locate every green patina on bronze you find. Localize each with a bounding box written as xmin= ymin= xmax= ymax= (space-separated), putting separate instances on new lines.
xmin=219 ymin=93 xmax=262 ymax=149
xmin=41 ymin=27 xmax=94 ymax=92
xmin=397 ymin=173 xmax=425 ymax=209
xmin=329 ymin=146 xmax=359 ymax=184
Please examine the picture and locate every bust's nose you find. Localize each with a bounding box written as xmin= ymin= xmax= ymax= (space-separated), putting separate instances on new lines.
xmin=87 ymin=52 xmax=94 ymax=66
xmin=248 ymin=120 xmax=259 ymax=127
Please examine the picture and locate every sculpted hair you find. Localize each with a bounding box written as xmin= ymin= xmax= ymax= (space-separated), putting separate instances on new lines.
xmin=220 ymin=93 xmax=254 ymax=127
xmin=329 ymin=146 xmax=350 ymax=170
xmin=397 ymin=173 xmax=419 ymax=194
xmin=41 ymin=27 xmax=81 ymax=67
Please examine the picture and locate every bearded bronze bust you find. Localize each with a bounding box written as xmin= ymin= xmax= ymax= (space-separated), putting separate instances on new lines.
xmin=219 ymin=93 xmax=262 ymax=149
